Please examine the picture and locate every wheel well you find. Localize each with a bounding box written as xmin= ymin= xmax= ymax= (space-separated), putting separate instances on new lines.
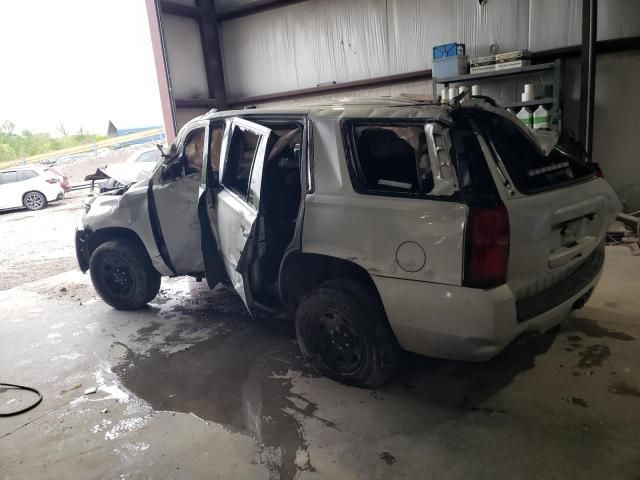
xmin=279 ymin=252 xmax=382 ymax=309
xmin=86 ymin=227 xmax=149 ymax=261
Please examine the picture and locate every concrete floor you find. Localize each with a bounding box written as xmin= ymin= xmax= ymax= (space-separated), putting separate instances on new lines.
xmin=1 ymin=195 xmax=639 ymax=479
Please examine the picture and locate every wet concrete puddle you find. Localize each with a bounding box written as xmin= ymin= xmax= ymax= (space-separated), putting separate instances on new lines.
xmin=113 ymin=284 xmax=321 ymax=479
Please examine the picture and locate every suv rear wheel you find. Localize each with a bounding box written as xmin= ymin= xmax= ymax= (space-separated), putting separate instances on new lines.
xmin=295 ymin=279 xmax=399 ymax=388
xmin=23 ymin=191 xmax=47 ymax=210
xmin=89 ymin=239 xmax=161 ymax=310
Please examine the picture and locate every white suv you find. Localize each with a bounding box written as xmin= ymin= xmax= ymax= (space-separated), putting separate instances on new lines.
xmin=0 ymin=166 xmax=65 ymax=211
xmin=76 ymin=98 xmax=621 ymax=387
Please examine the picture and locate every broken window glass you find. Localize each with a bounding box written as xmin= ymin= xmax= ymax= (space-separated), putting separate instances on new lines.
xmin=222 ymin=125 xmax=260 ymax=200
xmin=184 ymin=128 xmax=205 ymax=178
xmin=348 ymin=124 xmax=432 ymax=195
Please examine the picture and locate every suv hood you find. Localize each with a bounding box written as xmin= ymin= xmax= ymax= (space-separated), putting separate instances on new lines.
xmin=85 ymin=163 xmax=154 ymax=187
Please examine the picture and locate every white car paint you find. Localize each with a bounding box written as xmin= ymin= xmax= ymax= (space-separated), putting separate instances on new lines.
xmin=0 ymin=166 xmax=65 ymax=211
xmin=77 ymin=98 xmax=622 ymax=362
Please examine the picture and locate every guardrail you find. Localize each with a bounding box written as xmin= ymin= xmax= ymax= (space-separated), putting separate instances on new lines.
xmin=4 ymin=128 xmax=165 ymax=168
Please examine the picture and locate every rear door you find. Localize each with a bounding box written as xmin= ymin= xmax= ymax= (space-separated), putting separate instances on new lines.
xmin=471 ymin=109 xmax=621 ymax=304
xmin=200 ymin=117 xmax=272 ymax=310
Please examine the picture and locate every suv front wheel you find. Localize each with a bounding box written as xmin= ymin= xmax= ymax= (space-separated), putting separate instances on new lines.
xmin=89 ymin=239 xmax=161 ymax=310
xmin=295 ymin=279 xmax=399 ymax=388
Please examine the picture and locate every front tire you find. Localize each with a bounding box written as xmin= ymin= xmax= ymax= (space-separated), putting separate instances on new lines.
xmin=23 ymin=191 xmax=47 ymax=211
xmin=295 ymin=279 xmax=399 ymax=388
xmin=89 ymin=239 xmax=161 ymax=310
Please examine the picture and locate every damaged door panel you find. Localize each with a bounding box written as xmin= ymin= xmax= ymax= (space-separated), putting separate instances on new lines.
xmin=204 ymin=117 xmax=272 ymax=311
xmin=149 ymin=122 xmax=208 ymax=275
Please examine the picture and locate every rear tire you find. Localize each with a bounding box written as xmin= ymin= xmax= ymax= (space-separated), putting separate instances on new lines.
xmin=23 ymin=191 xmax=47 ymax=211
xmin=295 ymin=279 xmax=399 ymax=388
xmin=89 ymin=239 xmax=161 ymax=310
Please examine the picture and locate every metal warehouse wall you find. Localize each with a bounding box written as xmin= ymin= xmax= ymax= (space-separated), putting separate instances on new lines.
xmin=155 ymin=0 xmax=640 ymax=210
xmin=214 ymin=0 xmax=640 ymax=210
xmin=218 ymin=0 xmax=640 ymax=98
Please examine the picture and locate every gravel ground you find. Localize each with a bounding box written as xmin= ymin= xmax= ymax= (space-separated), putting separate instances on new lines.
xmin=0 ymin=190 xmax=86 ymax=290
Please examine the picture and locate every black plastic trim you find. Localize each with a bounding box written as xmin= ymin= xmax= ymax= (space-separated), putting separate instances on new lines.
xmin=147 ymin=178 xmax=177 ymax=275
xmin=516 ymin=248 xmax=604 ymax=323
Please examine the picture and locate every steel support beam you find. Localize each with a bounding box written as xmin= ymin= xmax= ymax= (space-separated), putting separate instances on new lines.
xmin=217 ymin=0 xmax=310 ymax=22
xmin=158 ymin=0 xmax=227 ymax=108
xmin=145 ymin=0 xmax=177 ymax=141
xmin=579 ymin=0 xmax=598 ymax=158
xmin=199 ymin=0 xmax=227 ymax=106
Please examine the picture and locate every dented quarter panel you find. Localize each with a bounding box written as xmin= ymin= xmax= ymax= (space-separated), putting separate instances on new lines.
xmin=302 ymin=106 xmax=466 ymax=285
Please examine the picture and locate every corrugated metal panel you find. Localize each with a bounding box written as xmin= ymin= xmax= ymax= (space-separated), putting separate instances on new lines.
xmin=591 ymin=51 xmax=640 ymax=211
xmin=220 ymin=10 xmax=298 ymax=98
xmin=528 ymin=0 xmax=581 ymax=51
xmin=597 ymin=0 xmax=640 ymax=40
xmin=162 ymin=15 xmax=209 ymax=99
xmin=175 ymin=108 xmax=209 ymax=131
xmin=220 ymin=0 xmax=639 ymax=99
xmin=286 ymin=0 xmax=389 ymax=87
xmin=388 ymin=0 xmax=528 ymax=72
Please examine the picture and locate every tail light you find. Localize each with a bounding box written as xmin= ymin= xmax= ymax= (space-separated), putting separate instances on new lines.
xmin=463 ymin=205 xmax=510 ymax=289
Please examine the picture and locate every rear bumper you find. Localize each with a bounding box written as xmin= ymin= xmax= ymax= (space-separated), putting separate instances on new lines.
xmin=373 ymin=253 xmax=604 ymax=361
xmin=45 ymin=187 xmax=65 ymax=202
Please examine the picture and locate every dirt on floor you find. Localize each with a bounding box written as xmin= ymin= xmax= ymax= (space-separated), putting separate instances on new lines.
xmin=0 ymin=190 xmax=85 ymax=290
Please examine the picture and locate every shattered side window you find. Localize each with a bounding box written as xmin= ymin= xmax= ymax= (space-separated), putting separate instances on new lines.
xmin=184 ymin=128 xmax=205 ymax=178
xmin=347 ymin=124 xmax=432 ymax=195
xmin=221 ymin=125 xmax=260 ymax=200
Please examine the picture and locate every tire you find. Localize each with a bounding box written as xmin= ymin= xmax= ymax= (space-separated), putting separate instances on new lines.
xmin=23 ymin=191 xmax=47 ymax=211
xmin=295 ymin=279 xmax=399 ymax=388
xmin=89 ymin=239 xmax=161 ymax=310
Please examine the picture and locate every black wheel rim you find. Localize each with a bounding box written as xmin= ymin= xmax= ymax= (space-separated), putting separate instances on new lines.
xmin=306 ymin=308 xmax=365 ymax=376
xmin=97 ymin=254 xmax=135 ymax=298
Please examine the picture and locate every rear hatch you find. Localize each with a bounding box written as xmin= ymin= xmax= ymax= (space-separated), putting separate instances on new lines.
xmin=469 ymin=108 xmax=621 ymax=312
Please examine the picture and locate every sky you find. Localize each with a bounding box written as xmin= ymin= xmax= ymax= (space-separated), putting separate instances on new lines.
xmin=0 ymin=0 xmax=163 ymax=136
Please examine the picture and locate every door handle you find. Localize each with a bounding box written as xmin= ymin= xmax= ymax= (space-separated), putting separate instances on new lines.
xmin=240 ymin=224 xmax=250 ymax=238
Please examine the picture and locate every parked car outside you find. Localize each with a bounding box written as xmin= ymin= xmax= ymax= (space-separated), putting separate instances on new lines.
xmin=0 ymin=165 xmax=65 ymax=211
xmin=85 ymin=147 xmax=163 ymax=193
xmin=75 ymin=97 xmax=621 ymax=387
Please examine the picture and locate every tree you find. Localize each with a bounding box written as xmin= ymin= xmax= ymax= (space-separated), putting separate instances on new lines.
xmin=1 ymin=121 xmax=15 ymax=135
xmin=56 ymin=122 xmax=69 ymax=137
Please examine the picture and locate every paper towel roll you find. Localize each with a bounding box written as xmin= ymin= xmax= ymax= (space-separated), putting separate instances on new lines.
xmin=471 ymin=85 xmax=480 ymax=96
xmin=524 ymin=84 xmax=534 ymax=94
xmin=449 ymin=87 xmax=459 ymax=99
xmin=521 ymin=92 xmax=534 ymax=102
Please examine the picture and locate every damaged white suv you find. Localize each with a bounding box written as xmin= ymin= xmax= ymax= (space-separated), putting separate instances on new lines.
xmin=76 ymin=98 xmax=620 ymax=387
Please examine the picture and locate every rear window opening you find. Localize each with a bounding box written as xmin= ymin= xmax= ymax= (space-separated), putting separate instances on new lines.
xmin=353 ymin=125 xmax=429 ymax=194
xmin=344 ymin=121 xmax=464 ymax=200
xmin=470 ymin=110 xmax=595 ymax=193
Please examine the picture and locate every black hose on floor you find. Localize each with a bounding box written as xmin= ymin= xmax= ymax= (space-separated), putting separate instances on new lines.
xmin=0 ymin=383 xmax=43 ymax=417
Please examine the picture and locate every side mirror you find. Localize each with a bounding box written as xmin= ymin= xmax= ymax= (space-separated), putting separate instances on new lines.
xmin=161 ymin=154 xmax=186 ymax=181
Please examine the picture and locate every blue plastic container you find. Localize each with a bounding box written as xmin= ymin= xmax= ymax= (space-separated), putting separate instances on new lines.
xmin=433 ymin=42 xmax=466 ymax=59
